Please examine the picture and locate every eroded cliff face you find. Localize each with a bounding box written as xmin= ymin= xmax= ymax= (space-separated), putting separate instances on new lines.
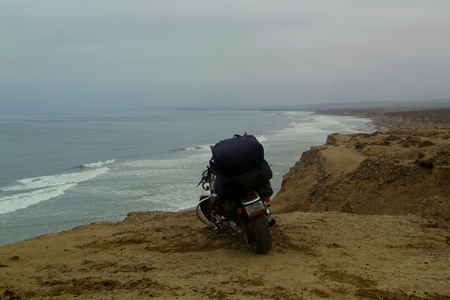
xmin=270 ymin=148 xmax=331 ymax=213
xmin=272 ymin=125 xmax=450 ymax=228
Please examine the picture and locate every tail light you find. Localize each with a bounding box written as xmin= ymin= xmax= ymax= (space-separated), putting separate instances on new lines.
xmin=244 ymin=191 xmax=257 ymax=201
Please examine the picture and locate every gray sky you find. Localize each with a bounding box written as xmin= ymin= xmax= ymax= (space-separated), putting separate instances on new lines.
xmin=1 ymin=1 xmax=450 ymax=112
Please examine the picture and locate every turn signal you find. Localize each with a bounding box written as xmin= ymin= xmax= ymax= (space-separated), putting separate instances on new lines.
xmin=237 ymin=207 xmax=243 ymax=214
xmin=264 ymin=197 xmax=271 ymax=204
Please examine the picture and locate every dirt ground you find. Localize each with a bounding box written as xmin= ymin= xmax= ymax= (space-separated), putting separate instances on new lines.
xmin=1 ymin=109 xmax=450 ymax=300
xmin=1 ymin=210 xmax=449 ymax=300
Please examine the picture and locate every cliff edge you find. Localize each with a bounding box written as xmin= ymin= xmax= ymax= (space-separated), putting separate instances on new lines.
xmin=273 ymin=113 xmax=450 ymax=229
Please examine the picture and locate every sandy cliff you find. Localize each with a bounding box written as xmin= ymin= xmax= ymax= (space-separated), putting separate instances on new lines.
xmin=272 ymin=125 xmax=450 ymax=229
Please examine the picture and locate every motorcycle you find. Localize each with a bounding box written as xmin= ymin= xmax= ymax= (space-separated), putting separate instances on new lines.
xmin=196 ymin=165 xmax=275 ymax=254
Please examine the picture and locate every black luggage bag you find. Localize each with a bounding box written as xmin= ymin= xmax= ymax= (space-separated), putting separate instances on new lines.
xmin=210 ymin=134 xmax=273 ymax=199
xmin=211 ymin=134 xmax=264 ymax=176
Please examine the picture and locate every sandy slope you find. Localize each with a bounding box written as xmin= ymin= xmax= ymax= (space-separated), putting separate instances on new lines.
xmin=1 ymin=109 xmax=450 ymax=300
xmin=1 ymin=211 xmax=449 ymax=299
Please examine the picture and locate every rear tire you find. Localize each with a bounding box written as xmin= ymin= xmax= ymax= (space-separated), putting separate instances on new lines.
xmin=248 ymin=214 xmax=272 ymax=254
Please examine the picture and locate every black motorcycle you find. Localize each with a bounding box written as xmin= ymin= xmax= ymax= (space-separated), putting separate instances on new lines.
xmin=196 ymin=135 xmax=275 ymax=254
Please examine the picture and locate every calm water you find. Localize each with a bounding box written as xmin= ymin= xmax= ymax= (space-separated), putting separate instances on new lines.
xmin=0 ymin=109 xmax=375 ymax=246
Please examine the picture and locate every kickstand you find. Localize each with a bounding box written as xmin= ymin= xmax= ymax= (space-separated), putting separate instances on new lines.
xmin=208 ymin=228 xmax=222 ymax=243
xmin=203 ymin=223 xmax=217 ymax=231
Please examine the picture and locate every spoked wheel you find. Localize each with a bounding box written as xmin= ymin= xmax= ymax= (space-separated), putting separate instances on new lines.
xmin=248 ymin=214 xmax=272 ymax=254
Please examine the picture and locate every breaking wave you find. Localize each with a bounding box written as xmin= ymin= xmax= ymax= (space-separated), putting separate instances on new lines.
xmin=81 ymin=159 xmax=115 ymax=168
xmin=0 ymin=167 xmax=110 ymax=214
xmin=169 ymin=146 xmax=205 ymax=152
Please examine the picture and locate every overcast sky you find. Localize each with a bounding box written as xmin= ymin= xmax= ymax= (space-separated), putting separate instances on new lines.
xmin=1 ymin=1 xmax=450 ymax=112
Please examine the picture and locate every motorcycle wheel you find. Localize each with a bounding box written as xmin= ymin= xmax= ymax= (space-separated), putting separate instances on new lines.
xmin=248 ymin=214 xmax=272 ymax=254
xmin=199 ymin=196 xmax=213 ymax=222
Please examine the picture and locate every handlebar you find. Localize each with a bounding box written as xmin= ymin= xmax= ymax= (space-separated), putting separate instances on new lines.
xmin=196 ymin=168 xmax=210 ymax=187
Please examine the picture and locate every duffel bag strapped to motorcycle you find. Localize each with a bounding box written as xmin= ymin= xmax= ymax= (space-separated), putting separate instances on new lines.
xmin=224 ymin=159 xmax=273 ymax=190
xmin=214 ymin=159 xmax=273 ymax=197
xmin=211 ymin=134 xmax=264 ymax=176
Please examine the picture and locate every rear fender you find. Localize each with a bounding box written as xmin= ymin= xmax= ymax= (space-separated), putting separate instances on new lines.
xmin=240 ymin=191 xmax=266 ymax=218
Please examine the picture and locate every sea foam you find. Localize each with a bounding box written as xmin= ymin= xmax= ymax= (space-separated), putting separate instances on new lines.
xmin=81 ymin=159 xmax=115 ymax=168
xmin=0 ymin=167 xmax=110 ymax=214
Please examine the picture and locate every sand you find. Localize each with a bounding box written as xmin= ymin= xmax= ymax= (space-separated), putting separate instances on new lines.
xmin=1 ymin=108 xmax=450 ymax=300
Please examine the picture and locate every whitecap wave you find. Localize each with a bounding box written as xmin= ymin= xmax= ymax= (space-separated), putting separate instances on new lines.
xmin=81 ymin=159 xmax=115 ymax=168
xmin=255 ymin=135 xmax=267 ymax=143
xmin=169 ymin=148 xmax=187 ymax=152
xmin=0 ymin=167 xmax=110 ymax=214
xmin=169 ymin=146 xmax=205 ymax=152
xmin=0 ymin=183 xmax=77 ymax=215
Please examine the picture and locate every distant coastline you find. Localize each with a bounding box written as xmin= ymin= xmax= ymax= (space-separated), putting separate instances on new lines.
xmin=165 ymin=98 xmax=450 ymax=113
xmin=313 ymin=106 xmax=450 ymax=132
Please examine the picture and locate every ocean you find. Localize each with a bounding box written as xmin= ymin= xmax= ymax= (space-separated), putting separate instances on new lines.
xmin=0 ymin=109 xmax=375 ymax=246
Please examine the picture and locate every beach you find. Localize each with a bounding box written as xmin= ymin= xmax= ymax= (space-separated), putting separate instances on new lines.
xmin=1 ymin=108 xmax=450 ymax=299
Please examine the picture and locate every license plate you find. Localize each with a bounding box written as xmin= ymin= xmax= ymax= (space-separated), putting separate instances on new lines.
xmin=245 ymin=201 xmax=265 ymax=217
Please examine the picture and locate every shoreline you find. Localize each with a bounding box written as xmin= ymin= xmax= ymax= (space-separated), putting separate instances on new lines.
xmin=314 ymin=106 xmax=450 ymax=130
